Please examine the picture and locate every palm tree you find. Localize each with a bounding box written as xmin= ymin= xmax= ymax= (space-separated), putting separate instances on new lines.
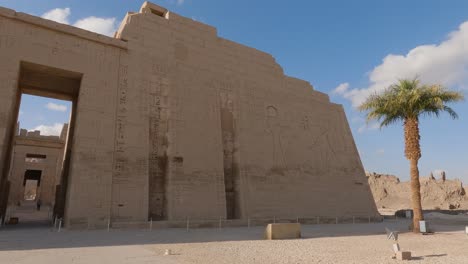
xmin=359 ymin=78 xmax=464 ymax=233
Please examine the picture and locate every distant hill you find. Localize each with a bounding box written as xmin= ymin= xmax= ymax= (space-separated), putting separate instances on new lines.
xmin=366 ymin=172 xmax=467 ymax=215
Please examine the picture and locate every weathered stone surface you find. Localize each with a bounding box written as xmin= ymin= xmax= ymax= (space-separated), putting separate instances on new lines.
xmin=368 ymin=172 xmax=468 ymax=211
xmin=396 ymin=251 xmax=412 ymax=261
xmin=264 ymin=223 xmax=301 ymax=240
xmin=7 ymin=126 xmax=67 ymax=207
xmin=0 ymin=1 xmax=378 ymax=228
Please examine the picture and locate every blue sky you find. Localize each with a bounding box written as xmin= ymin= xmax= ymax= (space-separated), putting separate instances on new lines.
xmin=3 ymin=0 xmax=468 ymax=182
xmin=18 ymin=95 xmax=71 ymax=136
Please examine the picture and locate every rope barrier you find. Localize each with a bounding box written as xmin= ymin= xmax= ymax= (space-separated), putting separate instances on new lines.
xmin=0 ymin=214 xmax=385 ymax=231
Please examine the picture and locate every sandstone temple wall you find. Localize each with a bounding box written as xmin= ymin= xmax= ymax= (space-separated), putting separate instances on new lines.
xmin=8 ymin=130 xmax=66 ymax=206
xmin=0 ymin=2 xmax=378 ymax=228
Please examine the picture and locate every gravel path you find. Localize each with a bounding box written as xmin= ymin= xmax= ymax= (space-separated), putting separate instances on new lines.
xmin=1 ymin=219 xmax=467 ymax=264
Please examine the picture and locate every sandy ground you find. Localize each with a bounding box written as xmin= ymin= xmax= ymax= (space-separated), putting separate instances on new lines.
xmin=1 ymin=219 xmax=468 ymax=264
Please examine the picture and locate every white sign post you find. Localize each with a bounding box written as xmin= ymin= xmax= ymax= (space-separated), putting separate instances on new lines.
xmin=419 ymin=221 xmax=427 ymax=233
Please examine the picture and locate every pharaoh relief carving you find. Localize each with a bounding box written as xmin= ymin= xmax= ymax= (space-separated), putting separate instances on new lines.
xmin=265 ymin=106 xmax=287 ymax=169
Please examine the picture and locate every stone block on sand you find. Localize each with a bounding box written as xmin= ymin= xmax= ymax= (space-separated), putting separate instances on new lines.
xmin=396 ymin=251 xmax=411 ymax=261
xmin=264 ymin=223 xmax=301 ymax=240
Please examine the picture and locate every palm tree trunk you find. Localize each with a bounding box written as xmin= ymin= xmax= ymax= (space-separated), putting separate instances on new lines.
xmin=410 ymin=158 xmax=423 ymax=232
xmin=404 ymin=117 xmax=424 ymax=233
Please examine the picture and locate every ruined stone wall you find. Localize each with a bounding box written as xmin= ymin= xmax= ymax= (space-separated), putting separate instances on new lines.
xmin=117 ymin=4 xmax=378 ymax=220
xmin=8 ymin=137 xmax=65 ymax=205
xmin=0 ymin=2 xmax=378 ymax=227
xmin=0 ymin=7 xmax=125 ymax=227
xmin=116 ymin=9 xmax=228 ymax=220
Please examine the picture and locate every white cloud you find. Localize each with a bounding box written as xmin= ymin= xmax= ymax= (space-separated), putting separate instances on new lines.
xmin=350 ymin=116 xmax=362 ymax=123
xmin=358 ymin=150 xmax=364 ymax=158
xmin=41 ymin=8 xmax=118 ymax=37
xmin=350 ymin=115 xmax=381 ymax=133
xmin=41 ymin=8 xmax=71 ymax=24
xmin=73 ymin=17 xmax=118 ymax=37
xmin=432 ymin=169 xmax=446 ymax=177
xmin=332 ymin=82 xmax=350 ymax=95
xmin=45 ymin=102 xmax=67 ymax=112
xmin=358 ymin=122 xmax=380 ymax=133
xmin=336 ymin=21 xmax=468 ymax=107
xmin=31 ymin=123 xmax=63 ymax=136
xmin=376 ymin=149 xmax=385 ymax=155
xmin=166 ymin=0 xmax=185 ymax=6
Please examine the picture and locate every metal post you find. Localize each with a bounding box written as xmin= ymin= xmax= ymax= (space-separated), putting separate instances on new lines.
xmin=54 ymin=216 xmax=58 ymax=229
xmin=296 ymin=217 xmax=299 ymax=223
xmin=58 ymin=219 xmax=62 ymax=232
xmin=6 ymin=207 xmax=10 ymax=223
xmin=107 ymin=218 xmax=111 ymax=232
xmin=150 ymin=218 xmax=153 ymax=231
xmin=186 ymin=217 xmax=190 ymax=232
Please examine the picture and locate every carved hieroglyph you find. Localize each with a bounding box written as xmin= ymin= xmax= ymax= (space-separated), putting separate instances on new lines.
xmin=0 ymin=2 xmax=378 ymax=228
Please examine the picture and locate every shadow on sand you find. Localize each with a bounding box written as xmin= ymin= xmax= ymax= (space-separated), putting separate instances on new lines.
xmin=412 ymin=253 xmax=448 ymax=260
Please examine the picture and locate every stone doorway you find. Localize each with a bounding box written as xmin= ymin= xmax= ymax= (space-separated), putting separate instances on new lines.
xmin=23 ymin=179 xmax=39 ymax=201
xmin=0 ymin=62 xmax=81 ymax=227
xmin=23 ymin=170 xmax=42 ymax=201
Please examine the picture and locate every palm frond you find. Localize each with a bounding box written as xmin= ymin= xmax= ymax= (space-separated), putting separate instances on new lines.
xmin=359 ymin=78 xmax=464 ymax=127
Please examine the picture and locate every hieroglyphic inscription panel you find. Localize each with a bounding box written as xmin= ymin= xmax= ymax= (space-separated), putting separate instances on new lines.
xmin=113 ymin=64 xmax=129 ymax=185
xmin=148 ymin=63 xmax=170 ymax=220
xmin=219 ymin=90 xmax=240 ymax=219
